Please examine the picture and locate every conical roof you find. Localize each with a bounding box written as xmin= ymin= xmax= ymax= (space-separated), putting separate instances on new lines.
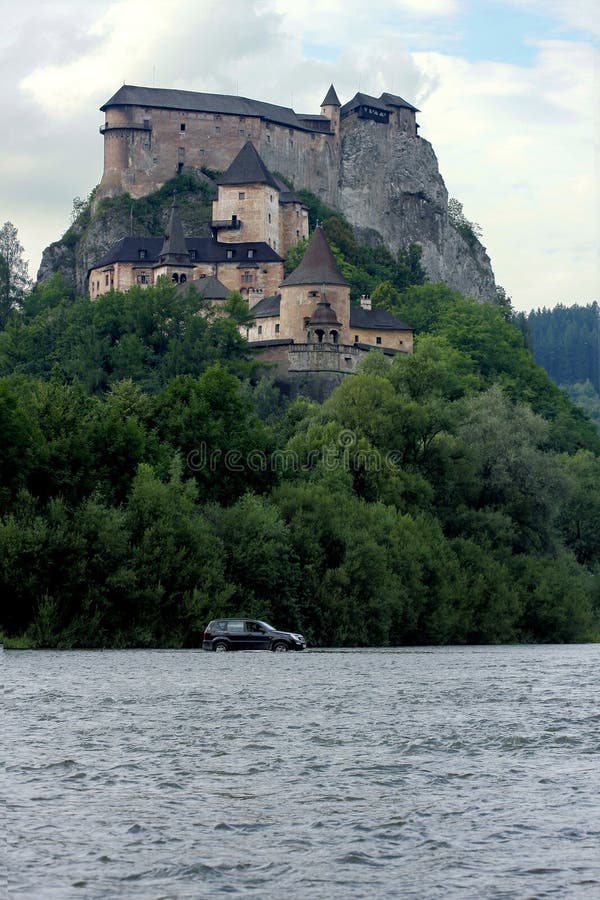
xmin=281 ymin=227 xmax=349 ymax=287
xmin=321 ymin=84 xmax=341 ymax=108
xmin=159 ymin=199 xmax=191 ymax=265
xmin=218 ymin=141 xmax=279 ymax=190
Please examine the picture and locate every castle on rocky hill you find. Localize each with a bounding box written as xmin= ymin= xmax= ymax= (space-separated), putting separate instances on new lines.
xmin=89 ymin=140 xmax=413 ymax=400
xmin=94 ymin=82 xmax=496 ymax=302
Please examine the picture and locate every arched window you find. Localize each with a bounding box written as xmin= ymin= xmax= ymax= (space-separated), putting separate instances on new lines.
xmin=179 ymin=274 xmax=187 ymax=284
xmin=171 ymin=273 xmax=179 ymax=283
xmin=329 ymin=330 xmax=339 ymax=344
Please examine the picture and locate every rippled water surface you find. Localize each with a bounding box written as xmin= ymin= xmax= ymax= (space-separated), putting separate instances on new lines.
xmin=5 ymin=645 xmax=600 ymax=898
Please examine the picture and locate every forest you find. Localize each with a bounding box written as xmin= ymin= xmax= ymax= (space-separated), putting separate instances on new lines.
xmin=518 ymin=302 xmax=600 ymax=431
xmin=1 ymin=203 xmax=599 ymax=648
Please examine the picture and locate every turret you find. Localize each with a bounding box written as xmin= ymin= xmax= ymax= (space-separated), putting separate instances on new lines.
xmin=154 ymin=198 xmax=194 ymax=284
xmin=279 ymin=226 xmax=350 ymax=343
xmin=320 ymin=84 xmax=341 ymax=137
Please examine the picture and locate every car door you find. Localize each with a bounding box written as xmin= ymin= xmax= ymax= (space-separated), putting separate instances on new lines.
xmin=244 ymin=620 xmax=270 ymax=651
xmin=226 ymin=619 xmax=247 ymax=649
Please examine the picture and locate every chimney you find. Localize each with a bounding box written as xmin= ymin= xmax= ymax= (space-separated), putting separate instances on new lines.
xmin=360 ymin=294 xmax=372 ymax=310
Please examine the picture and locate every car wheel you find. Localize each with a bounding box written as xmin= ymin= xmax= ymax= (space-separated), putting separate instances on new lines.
xmin=214 ymin=641 xmax=229 ymax=652
xmin=272 ymin=641 xmax=289 ymax=652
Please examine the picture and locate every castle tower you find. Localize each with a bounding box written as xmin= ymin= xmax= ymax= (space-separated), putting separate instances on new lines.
xmin=320 ymin=85 xmax=341 ymax=138
xmin=153 ymin=198 xmax=195 ymax=284
xmin=212 ymin=141 xmax=281 ymax=249
xmin=279 ymin=226 xmax=350 ymax=343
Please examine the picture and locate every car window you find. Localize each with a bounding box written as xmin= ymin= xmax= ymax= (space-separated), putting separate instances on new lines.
xmin=245 ymin=621 xmax=264 ymax=633
xmin=227 ymin=621 xmax=245 ymax=634
xmin=212 ymin=621 xmax=227 ymax=631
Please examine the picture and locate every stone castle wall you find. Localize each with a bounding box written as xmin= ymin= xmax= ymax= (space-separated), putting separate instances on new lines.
xmin=99 ymin=104 xmax=340 ymax=203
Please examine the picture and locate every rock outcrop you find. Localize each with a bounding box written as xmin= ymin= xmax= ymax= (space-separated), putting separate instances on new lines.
xmin=337 ymin=120 xmax=496 ymax=301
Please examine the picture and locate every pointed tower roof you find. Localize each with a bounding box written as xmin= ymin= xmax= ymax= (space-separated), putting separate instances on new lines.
xmin=218 ymin=141 xmax=279 ymax=190
xmin=159 ymin=198 xmax=192 ymax=265
xmin=321 ymin=84 xmax=341 ymax=108
xmin=281 ymin=227 xmax=350 ymax=287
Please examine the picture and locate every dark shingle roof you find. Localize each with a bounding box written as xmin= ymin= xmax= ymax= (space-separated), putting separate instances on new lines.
xmin=281 ymin=227 xmax=349 ymax=287
xmin=101 ymin=85 xmax=319 ymax=132
xmin=218 ymin=141 xmax=279 ymax=190
xmin=380 ymin=91 xmax=420 ymax=113
xmin=90 ymin=237 xmax=282 ymax=272
xmin=321 ymin=85 xmax=341 ymax=107
xmin=249 ymin=293 xmax=281 ymax=318
xmin=159 ymin=200 xmax=191 ymax=265
xmin=349 ymin=306 xmax=413 ymax=330
xmin=273 ymin=176 xmax=303 ymax=205
xmin=180 ymin=275 xmax=231 ymax=299
xmin=340 ymin=92 xmax=389 ymax=116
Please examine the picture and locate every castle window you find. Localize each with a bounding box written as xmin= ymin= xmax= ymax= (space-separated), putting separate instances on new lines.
xmin=268 ymin=213 xmax=271 ymax=223
xmin=241 ymin=272 xmax=253 ymax=283
xmin=226 ymin=249 xmax=234 ymax=259
xmin=266 ymin=134 xmax=271 ymax=143
xmin=238 ymin=191 xmax=245 ymax=200
xmin=258 ymin=325 xmax=263 ymax=335
xmin=240 ymin=116 xmax=245 ymax=123
xmin=270 ymin=194 xmax=273 ymax=202
xmin=240 ymin=129 xmax=245 ymax=136
xmin=376 ymin=336 xmax=382 ymax=345
xmin=296 ymin=230 xmax=300 ymax=238
xmin=178 ymin=147 xmax=185 ymax=160
xmin=138 ymin=249 xmax=147 ymax=260
xmin=172 ymin=273 xmax=179 ymax=283
xmin=215 ymin=126 xmax=221 ymax=133
xmin=247 ymin=249 xmax=255 ymax=258
xmin=180 ymin=123 xmax=186 ymax=132
xmin=180 ymin=274 xmax=187 ymax=284
xmin=354 ymin=335 xmax=359 ymax=343
xmin=289 ymin=139 xmax=294 ymax=148
xmin=96 ymin=281 xmax=100 ymax=291
xmin=275 ymin=323 xmax=280 ymax=333
xmin=214 ymin=114 xmax=221 ymax=120
xmin=190 ymin=250 xmax=196 ymax=260
xmin=137 ymin=273 xmax=148 ymax=284
xmin=105 ymin=274 xmax=109 ymax=286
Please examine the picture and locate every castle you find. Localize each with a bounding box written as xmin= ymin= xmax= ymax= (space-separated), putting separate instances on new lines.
xmin=98 ymin=83 xmax=419 ymax=204
xmin=89 ymin=137 xmax=413 ymax=399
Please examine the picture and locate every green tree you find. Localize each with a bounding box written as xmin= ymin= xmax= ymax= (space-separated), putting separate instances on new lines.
xmin=0 ymin=222 xmax=31 ymax=327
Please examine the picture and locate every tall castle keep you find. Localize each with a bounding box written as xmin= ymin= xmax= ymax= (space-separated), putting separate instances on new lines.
xmin=95 ymin=82 xmax=497 ymax=302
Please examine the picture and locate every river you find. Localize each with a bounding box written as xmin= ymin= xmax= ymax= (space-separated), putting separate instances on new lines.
xmin=5 ymin=645 xmax=600 ymax=898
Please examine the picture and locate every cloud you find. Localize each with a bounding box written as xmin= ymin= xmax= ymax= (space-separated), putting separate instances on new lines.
xmin=3 ymin=0 xmax=598 ymax=309
xmin=415 ymin=39 xmax=599 ymax=307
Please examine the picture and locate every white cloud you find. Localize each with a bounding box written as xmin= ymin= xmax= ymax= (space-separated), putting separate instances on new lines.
xmin=415 ymin=40 xmax=599 ymax=308
xmin=4 ymin=0 xmax=598 ymax=309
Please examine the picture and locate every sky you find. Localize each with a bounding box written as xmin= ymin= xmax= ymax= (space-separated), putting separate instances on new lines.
xmin=1 ymin=0 xmax=598 ymax=312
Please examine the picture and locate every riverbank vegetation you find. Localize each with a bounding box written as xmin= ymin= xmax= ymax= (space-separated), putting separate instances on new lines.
xmin=1 ymin=240 xmax=599 ymax=647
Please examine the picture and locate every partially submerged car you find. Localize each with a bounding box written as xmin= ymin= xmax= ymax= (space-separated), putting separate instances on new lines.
xmin=202 ymin=618 xmax=306 ymax=652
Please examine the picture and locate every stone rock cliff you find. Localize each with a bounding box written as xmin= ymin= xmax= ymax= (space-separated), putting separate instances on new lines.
xmin=336 ymin=120 xmax=496 ymax=301
xmin=38 ymin=128 xmax=497 ymax=302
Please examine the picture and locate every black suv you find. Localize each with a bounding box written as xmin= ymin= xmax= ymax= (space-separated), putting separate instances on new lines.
xmin=202 ymin=619 xmax=306 ymax=652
